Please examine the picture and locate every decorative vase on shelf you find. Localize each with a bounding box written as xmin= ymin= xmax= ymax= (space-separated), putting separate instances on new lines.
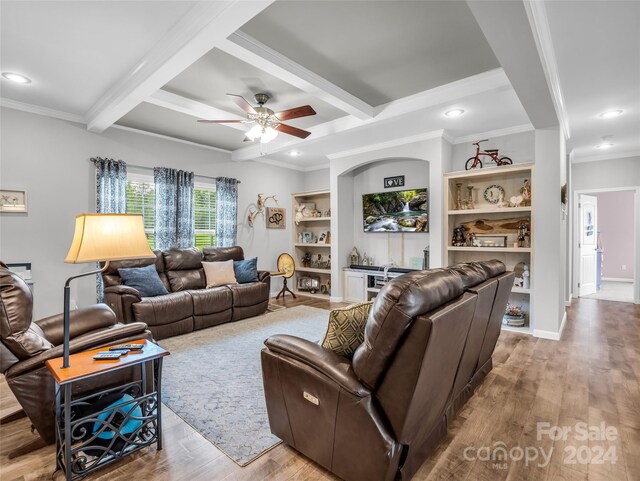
xmin=466 ymin=185 xmax=474 ymax=210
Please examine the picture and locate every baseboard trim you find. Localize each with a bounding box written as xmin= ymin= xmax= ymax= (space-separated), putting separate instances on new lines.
xmin=601 ymin=277 xmax=634 ymax=283
xmin=533 ymin=312 xmax=566 ymax=341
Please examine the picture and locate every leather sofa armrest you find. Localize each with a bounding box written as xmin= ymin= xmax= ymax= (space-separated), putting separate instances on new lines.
xmin=35 ymin=304 xmax=117 ymax=346
xmin=103 ymin=285 xmax=142 ymax=323
xmin=5 ymin=322 xmax=151 ymax=379
xmin=264 ymin=334 xmax=370 ymax=397
xmin=258 ymin=270 xmax=270 ymax=282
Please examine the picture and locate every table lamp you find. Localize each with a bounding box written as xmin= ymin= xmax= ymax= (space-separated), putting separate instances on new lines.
xmin=62 ymin=214 xmax=155 ymax=368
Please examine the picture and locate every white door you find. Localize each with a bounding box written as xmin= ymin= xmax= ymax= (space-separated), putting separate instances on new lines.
xmin=579 ymin=194 xmax=598 ymax=296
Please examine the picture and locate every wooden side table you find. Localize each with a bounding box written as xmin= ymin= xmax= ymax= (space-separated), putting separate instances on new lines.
xmin=270 ymin=271 xmax=296 ymax=299
xmin=45 ymin=339 xmax=169 ymax=481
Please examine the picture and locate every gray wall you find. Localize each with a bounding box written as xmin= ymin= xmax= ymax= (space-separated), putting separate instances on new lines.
xmin=0 ymin=107 xmax=304 ymax=318
xmin=572 ymin=156 xmax=640 ymax=191
xmin=450 ymin=130 xmax=535 ymax=171
xmin=303 ymin=168 xmax=330 ymax=192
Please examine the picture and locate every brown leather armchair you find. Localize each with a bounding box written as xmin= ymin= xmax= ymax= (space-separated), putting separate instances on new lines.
xmin=261 ymin=262 xmax=514 ymax=481
xmin=0 ymin=264 xmax=152 ymax=457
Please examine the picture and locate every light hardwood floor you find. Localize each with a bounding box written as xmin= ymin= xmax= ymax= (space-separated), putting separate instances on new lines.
xmin=1 ymin=295 xmax=638 ymax=481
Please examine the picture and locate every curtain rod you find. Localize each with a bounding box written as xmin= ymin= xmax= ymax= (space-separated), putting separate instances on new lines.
xmin=90 ymin=159 xmax=240 ymax=183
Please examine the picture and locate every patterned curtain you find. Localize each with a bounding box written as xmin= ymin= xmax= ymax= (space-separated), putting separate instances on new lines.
xmin=215 ymin=177 xmax=238 ymax=247
xmin=93 ymin=157 xmax=127 ymax=301
xmin=154 ymin=167 xmax=195 ymax=250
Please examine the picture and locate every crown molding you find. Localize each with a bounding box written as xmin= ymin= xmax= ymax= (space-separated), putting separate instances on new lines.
xmin=85 ymin=1 xmax=274 ymax=133
xmin=0 ymin=97 xmax=85 ymax=124
xmin=327 ymin=129 xmax=446 ymax=160
xmin=523 ymin=0 xmax=571 ymax=139
xmin=220 ymin=31 xmax=374 ymax=120
xmin=110 ymin=124 xmax=231 ymax=154
xmin=571 ymin=150 xmax=640 ymax=164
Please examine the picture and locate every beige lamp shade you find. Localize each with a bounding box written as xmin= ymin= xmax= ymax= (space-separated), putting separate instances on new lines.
xmin=65 ymin=214 xmax=155 ymax=263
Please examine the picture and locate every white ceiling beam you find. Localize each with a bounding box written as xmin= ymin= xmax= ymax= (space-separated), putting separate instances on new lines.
xmin=523 ymin=0 xmax=571 ymax=139
xmin=146 ymin=90 xmax=247 ymax=132
xmin=86 ymin=0 xmax=274 ymax=133
xmin=218 ymin=31 xmax=375 ymax=120
xmin=231 ymin=68 xmax=511 ymax=161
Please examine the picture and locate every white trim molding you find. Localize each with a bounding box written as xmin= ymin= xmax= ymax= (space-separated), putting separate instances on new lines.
xmin=533 ymin=312 xmax=566 ymax=341
xmin=523 ymin=0 xmax=571 ymax=140
xmin=111 ymin=124 xmax=231 ymax=154
xmin=601 ymin=277 xmax=634 ymax=283
xmin=0 ymin=97 xmax=85 ymax=124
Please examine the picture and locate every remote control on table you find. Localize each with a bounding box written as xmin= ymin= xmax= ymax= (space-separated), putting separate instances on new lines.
xmin=111 ymin=344 xmax=144 ymax=351
xmin=108 ymin=348 xmax=130 ymax=355
xmin=93 ymin=351 xmax=122 ymax=360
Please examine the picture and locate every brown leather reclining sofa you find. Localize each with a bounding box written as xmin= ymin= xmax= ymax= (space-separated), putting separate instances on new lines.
xmin=102 ymin=246 xmax=270 ymax=340
xmin=261 ymin=260 xmax=513 ymax=481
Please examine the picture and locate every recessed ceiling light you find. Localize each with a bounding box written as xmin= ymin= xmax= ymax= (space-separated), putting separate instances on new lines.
xmin=599 ymin=110 xmax=623 ymax=119
xmin=445 ymin=109 xmax=465 ymax=118
xmin=2 ymin=72 xmax=32 ymax=84
xmin=596 ymin=142 xmax=614 ymax=149
xmin=288 ymin=150 xmax=301 ymax=157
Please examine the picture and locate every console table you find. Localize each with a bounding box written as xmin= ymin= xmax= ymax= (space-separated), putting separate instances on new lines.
xmin=343 ymin=266 xmax=417 ymax=302
xmin=45 ymin=339 xmax=169 ymax=481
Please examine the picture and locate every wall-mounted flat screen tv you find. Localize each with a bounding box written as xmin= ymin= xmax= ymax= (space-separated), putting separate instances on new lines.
xmin=363 ymin=189 xmax=428 ymax=232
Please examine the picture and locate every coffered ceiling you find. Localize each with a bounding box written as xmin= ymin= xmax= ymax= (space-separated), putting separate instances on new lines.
xmin=1 ymin=0 xmax=638 ymax=170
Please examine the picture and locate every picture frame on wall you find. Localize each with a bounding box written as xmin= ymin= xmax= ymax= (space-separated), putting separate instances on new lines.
xmin=0 ymin=189 xmax=27 ymax=213
xmin=266 ymin=207 xmax=286 ymax=229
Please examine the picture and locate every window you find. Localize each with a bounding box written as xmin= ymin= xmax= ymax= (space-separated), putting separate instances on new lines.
xmin=194 ymin=185 xmax=216 ymax=249
xmin=126 ymin=177 xmax=155 ymax=248
xmin=125 ymin=176 xmax=216 ymax=250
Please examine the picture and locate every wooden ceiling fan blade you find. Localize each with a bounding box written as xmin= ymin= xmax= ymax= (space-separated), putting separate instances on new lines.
xmin=197 ymin=119 xmax=244 ymax=123
xmin=276 ymin=123 xmax=311 ymax=139
xmin=275 ymin=105 xmax=316 ymax=121
xmin=227 ymin=94 xmax=257 ymax=115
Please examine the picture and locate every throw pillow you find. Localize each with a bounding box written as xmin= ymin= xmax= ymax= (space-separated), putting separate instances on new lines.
xmin=321 ymin=301 xmax=373 ymax=358
xmin=233 ymin=257 xmax=259 ymax=283
xmin=118 ymin=264 xmax=168 ymax=298
xmin=202 ymin=260 xmax=238 ymax=287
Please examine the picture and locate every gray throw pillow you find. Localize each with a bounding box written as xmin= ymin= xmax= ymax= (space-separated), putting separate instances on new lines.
xmin=118 ymin=264 xmax=168 ymax=297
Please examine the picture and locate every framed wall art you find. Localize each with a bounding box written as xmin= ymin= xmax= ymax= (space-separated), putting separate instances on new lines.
xmin=266 ymin=207 xmax=286 ymax=229
xmin=0 ymin=189 xmax=27 ymax=213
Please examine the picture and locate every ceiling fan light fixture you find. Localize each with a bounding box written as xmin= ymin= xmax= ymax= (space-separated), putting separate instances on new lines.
xmin=445 ymin=109 xmax=465 ymax=118
xmin=599 ymin=110 xmax=623 ymax=119
xmin=246 ymin=124 xmax=262 ymax=141
xmin=261 ymin=126 xmax=278 ymax=144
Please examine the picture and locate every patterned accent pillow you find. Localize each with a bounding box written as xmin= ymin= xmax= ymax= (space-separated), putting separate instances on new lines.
xmin=321 ymin=302 xmax=373 ymax=358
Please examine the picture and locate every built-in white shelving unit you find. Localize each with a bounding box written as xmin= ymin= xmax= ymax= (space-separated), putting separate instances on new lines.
xmin=292 ymin=190 xmax=332 ymax=298
xmin=444 ymin=163 xmax=534 ymax=334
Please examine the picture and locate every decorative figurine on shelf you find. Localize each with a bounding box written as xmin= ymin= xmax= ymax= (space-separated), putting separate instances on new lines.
xmin=455 ymin=183 xmax=463 ymax=210
xmin=520 ymin=179 xmax=531 ymax=206
xmin=466 ymin=185 xmax=475 ymax=210
xmin=452 ymin=227 xmax=466 ymax=247
xmin=327 ymin=255 xmax=331 ymax=269
xmin=503 ymin=304 xmax=526 ymax=327
xmin=510 ymin=195 xmax=524 ymax=208
xmin=517 ymin=222 xmax=527 ymax=248
xmin=350 ymin=246 xmax=360 ymax=266
xmin=522 ymin=264 xmax=530 ymax=289
xmin=466 ymin=232 xmax=477 ymax=247
xmin=297 ymin=232 xmax=303 ymax=243
xmin=302 ymin=252 xmax=312 ymax=268
xmin=295 ymin=204 xmax=308 ymax=225
xmin=362 ymin=253 xmax=369 ymax=266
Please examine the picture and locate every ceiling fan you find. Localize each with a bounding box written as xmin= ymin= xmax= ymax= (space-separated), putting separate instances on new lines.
xmin=197 ymin=93 xmax=316 ymax=143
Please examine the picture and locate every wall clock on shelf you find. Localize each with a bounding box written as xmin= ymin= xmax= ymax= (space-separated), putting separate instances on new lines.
xmin=483 ymin=185 xmax=505 ymax=204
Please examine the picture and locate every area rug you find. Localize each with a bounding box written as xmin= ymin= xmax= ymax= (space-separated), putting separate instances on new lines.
xmin=158 ymin=306 xmax=329 ymax=466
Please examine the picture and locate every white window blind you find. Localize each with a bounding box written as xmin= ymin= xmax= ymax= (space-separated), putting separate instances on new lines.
xmin=194 ymin=185 xmax=216 ymax=249
xmin=126 ymin=178 xmax=155 ymax=248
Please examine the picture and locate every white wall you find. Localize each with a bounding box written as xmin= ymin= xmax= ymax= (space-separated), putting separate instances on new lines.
xmin=0 ymin=108 xmax=304 ymax=318
xmin=572 ymin=156 xmax=640 ymax=191
xmin=351 ymin=159 xmax=430 ymax=268
xmin=450 ymin=130 xmax=535 ymax=172
xmin=303 ymin=168 xmax=330 ymax=192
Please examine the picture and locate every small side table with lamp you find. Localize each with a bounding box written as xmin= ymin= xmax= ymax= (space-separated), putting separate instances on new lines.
xmin=46 ymin=213 xmax=168 ymax=480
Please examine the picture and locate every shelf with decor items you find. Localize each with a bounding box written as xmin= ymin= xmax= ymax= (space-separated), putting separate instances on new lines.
xmin=444 ymin=163 xmax=534 ymax=334
xmin=292 ymin=190 xmax=332 ymax=297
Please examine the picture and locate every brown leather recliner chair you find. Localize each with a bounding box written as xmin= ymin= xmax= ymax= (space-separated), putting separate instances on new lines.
xmin=0 ymin=264 xmax=152 ymax=456
xmin=261 ymin=261 xmax=513 ymax=481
